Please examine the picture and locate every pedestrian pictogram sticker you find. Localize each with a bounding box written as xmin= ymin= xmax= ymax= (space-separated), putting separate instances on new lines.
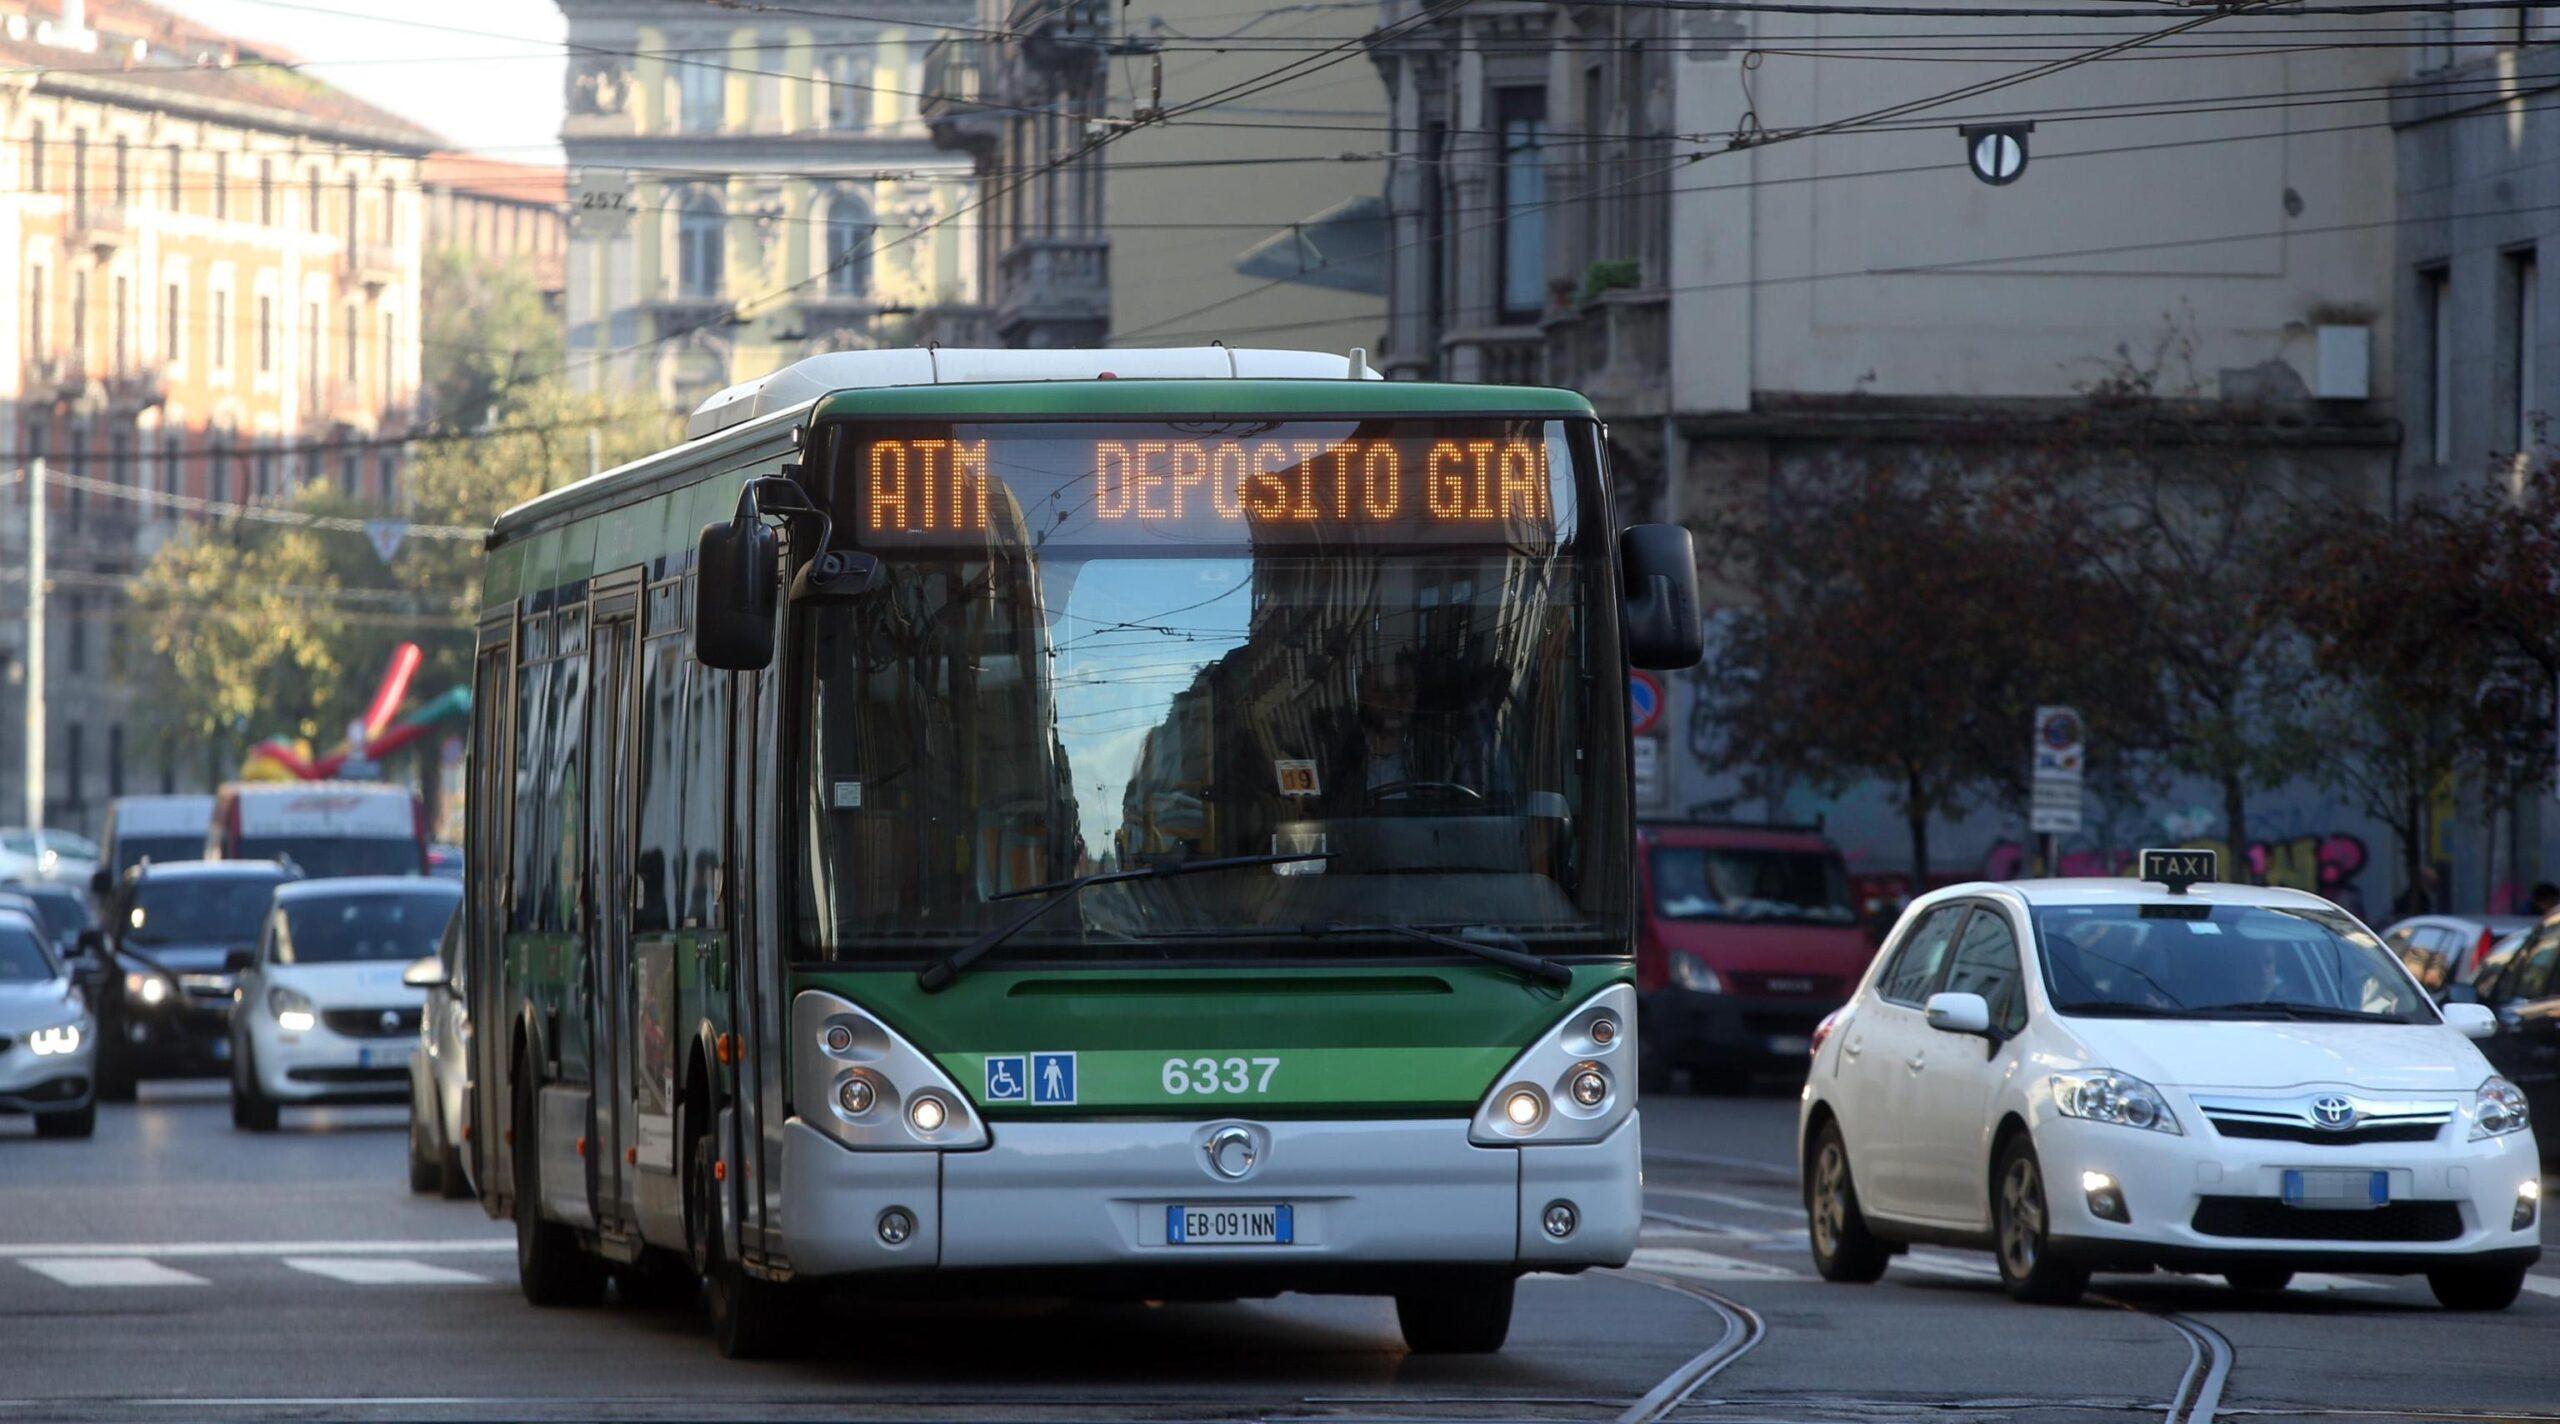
xmin=984 ymin=1056 xmax=1026 ymax=1102
xmin=1031 ymin=1051 xmax=1077 ymax=1105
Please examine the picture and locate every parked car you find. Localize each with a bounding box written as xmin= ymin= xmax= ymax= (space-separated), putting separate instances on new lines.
xmin=0 ymin=905 xmax=95 ymax=1137
xmin=2458 ymin=923 xmax=2560 ymax=1161
xmin=207 ymin=782 xmax=427 ymax=880
xmin=1634 ymin=821 xmax=1874 ymax=1091
xmin=2382 ymin=913 xmax=2535 ymax=991
xmin=0 ymin=880 xmax=95 ymax=963
xmin=229 ymin=876 xmax=460 ymax=1131
xmin=0 ymin=827 xmax=100 ymax=888
xmin=91 ymin=795 xmax=217 ymax=908
xmin=403 ymin=912 xmax=472 ymax=1195
xmin=85 ymin=860 xmax=296 ymax=1100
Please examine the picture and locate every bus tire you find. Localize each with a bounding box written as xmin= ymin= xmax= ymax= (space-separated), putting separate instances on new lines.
xmin=513 ymin=1079 xmax=605 ymax=1307
xmin=1395 ymin=1275 xmax=1514 ymax=1353
xmin=407 ymin=1110 xmax=442 ymax=1193
xmin=690 ymin=1121 xmax=802 ymax=1359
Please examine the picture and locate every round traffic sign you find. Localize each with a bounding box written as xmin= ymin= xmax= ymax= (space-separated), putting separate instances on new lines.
xmin=1629 ymin=671 xmax=1664 ymax=736
xmin=2037 ymin=707 xmax=2083 ymax=750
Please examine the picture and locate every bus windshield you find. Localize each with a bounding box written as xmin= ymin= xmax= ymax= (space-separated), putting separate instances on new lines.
xmin=791 ymin=416 xmax=1630 ymax=961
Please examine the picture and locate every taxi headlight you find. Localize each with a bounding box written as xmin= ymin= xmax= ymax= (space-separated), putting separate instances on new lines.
xmin=126 ymin=970 xmax=170 ymax=1006
xmin=2050 ymin=1069 xmax=2183 ymax=1135
xmin=2471 ymin=1076 xmax=2530 ymax=1140
xmin=267 ymin=985 xmax=317 ymax=1034
xmin=28 ymin=1021 xmax=84 ymax=1056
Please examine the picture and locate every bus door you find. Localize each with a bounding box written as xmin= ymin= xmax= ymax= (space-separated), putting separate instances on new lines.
xmin=585 ymin=581 xmax=642 ymax=1233
xmin=725 ymin=663 xmax=780 ymax=1256
xmin=468 ymin=621 xmax=515 ymax=1198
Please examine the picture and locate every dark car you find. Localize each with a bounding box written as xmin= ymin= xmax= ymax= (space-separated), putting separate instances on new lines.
xmin=2462 ymin=921 xmax=2560 ymax=1160
xmin=82 ymin=859 xmax=295 ymax=1100
xmin=1633 ymin=822 xmax=1877 ymax=1092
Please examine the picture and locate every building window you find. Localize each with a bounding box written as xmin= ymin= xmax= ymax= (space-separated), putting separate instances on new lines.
xmin=72 ymin=130 xmax=87 ymax=211
xmin=113 ymin=134 xmax=128 ymax=205
xmin=26 ymin=265 xmax=46 ymax=358
xmin=111 ymin=429 xmax=130 ymax=492
xmin=381 ymin=177 xmax=399 ymax=247
xmin=343 ymin=303 xmax=359 ymax=383
xmin=164 ymin=280 xmax=181 ymax=367
xmin=213 ymin=151 xmax=228 ymax=220
xmin=825 ymin=54 xmax=862 ymax=130
xmin=824 ymin=194 xmax=872 ymax=296
xmin=260 ymin=157 xmax=274 ymax=224
xmin=165 ymin=144 xmax=182 ymax=211
xmin=209 ymin=437 xmax=229 ymax=505
xmin=2511 ymin=248 xmax=2540 ymax=452
xmin=380 ymin=310 xmax=397 ymax=406
xmin=70 ymin=270 xmax=86 ymax=366
xmin=255 ymin=445 xmax=274 ymax=499
xmin=28 ymin=122 xmax=43 ymax=192
xmin=2425 ymin=265 xmax=2454 ymax=466
xmin=305 ymin=300 xmax=322 ymax=402
xmin=65 ymin=430 xmax=84 ymax=527
xmin=111 ymin=273 xmax=129 ymax=372
xmin=342 ymin=452 xmax=361 ymax=496
xmin=755 ymin=41 xmax=787 ymax=126
xmin=679 ymin=59 xmax=725 ymax=133
xmin=212 ymin=288 xmax=231 ymax=371
xmin=1495 ymin=88 xmax=1548 ymax=322
xmin=258 ymin=294 xmax=275 ymax=373
xmin=679 ymin=192 xmax=725 ymax=296
xmin=307 ymin=169 xmax=322 ymax=233
xmin=378 ymin=452 xmax=398 ymax=504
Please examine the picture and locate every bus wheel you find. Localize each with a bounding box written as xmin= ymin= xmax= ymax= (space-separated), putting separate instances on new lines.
xmin=513 ymin=1080 xmax=605 ymax=1307
xmin=689 ymin=1125 xmax=802 ymax=1359
xmin=1395 ymin=1275 xmax=1515 ymax=1353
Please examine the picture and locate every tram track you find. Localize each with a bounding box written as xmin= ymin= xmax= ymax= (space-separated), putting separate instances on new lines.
xmin=2094 ymin=1295 xmax=2233 ymax=1424
xmin=1613 ymin=1262 xmax=1770 ymax=1423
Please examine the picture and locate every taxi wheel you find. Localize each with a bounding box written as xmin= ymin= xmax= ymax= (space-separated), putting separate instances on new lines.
xmin=407 ymin=1110 xmax=441 ymax=1193
xmin=1805 ymin=1122 xmax=1890 ymax=1283
xmin=34 ymin=1102 xmax=95 ymax=1139
xmin=1992 ymin=1137 xmax=2088 ymax=1305
xmin=691 ymin=1127 xmax=804 ymax=1359
xmin=513 ymin=1079 xmax=606 ymax=1307
xmin=231 ymin=1043 xmax=279 ymax=1133
xmin=2223 ymin=1267 xmax=2293 ymax=1294
xmin=1395 ymin=1274 xmax=1515 ymax=1353
xmin=2427 ymin=1263 xmax=2527 ymax=1312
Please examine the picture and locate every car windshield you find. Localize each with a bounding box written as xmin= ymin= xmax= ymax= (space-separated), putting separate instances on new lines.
xmin=48 ymin=831 xmax=99 ymax=859
xmin=127 ymin=876 xmax=281 ymax=946
xmin=1 ymin=883 xmax=92 ymax=943
xmin=115 ymin=835 xmax=205 ymax=874
xmin=791 ymin=416 xmax=1631 ymax=961
xmin=2031 ymin=901 xmax=2433 ymax=1023
xmin=0 ymin=830 xmax=35 ymax=854
xmin=0 ymin=920 xmax=55 ymax=981
xmin=278 ymin=890 xmax=459 ymax=965
xmin=233 ymin=837 xmax=421 ymax=880
xmin=1651 ymin=846 xmax=1855 ymax=924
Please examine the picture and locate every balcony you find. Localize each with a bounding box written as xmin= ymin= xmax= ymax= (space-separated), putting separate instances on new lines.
xmin=996 ymin=235 xmax=1109 ymax=346
xmin=69 ymin=203 xmax=134 ymax=255
xmin=318 ymin=377 xmax=377 ymax=428
xmin=103 ymin=366 xmax=165 ymax=412
xmin=342 ymin=243 xmax=402 ymax=292
xmin=921 ymin=38 xmax=1000 ymax=157
xmin=906 ymin=304 xmax=996 ymax=350
xmin=28 ymin=351 xmax=88 ymax=402
xmin=1439 ymin=326 xmax=1545 ymax=387
xmin=643 ymin=293 xmax=740 ymax=332
xmin=1542 ymin=287 xmax=1669 ymax=416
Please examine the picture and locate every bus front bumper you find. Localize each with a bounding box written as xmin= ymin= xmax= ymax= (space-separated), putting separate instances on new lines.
xmin=777 ymin=1111 xmax=1640 ymax=1282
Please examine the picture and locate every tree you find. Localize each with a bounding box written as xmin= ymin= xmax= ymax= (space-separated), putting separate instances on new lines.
xmin=1696 ymin=450 xmax=2134 ymax=883
xmin=420 ymin=248 xmax=563 ymax=430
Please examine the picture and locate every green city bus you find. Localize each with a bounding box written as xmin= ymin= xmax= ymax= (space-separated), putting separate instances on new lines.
xmin=459 ymin=348 xmax=1702 ymax=1357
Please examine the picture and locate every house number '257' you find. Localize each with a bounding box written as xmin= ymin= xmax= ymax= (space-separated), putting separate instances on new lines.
xmin=1161 ymin=1057 xmax=1280 ymax=1094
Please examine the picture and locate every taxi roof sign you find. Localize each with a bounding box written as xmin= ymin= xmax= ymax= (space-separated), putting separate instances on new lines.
xmin=2137 ymin=847 xmax=2217 ymax=894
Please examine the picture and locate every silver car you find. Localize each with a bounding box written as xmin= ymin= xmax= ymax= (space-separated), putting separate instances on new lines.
xmin=0 ymin=907 xmax=95 ymax=1137
xmin=404 ymin=914 xmax=471 ymax=1197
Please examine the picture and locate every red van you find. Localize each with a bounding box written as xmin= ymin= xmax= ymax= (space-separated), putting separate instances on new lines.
xmin=1634 ymin=822 xmax=1876 ymax=1091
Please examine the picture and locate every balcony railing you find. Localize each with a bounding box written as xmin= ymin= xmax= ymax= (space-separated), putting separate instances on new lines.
xmin=342 ymin=243 xmax=402 ymax=291
xmin=103 ymin=366 xmax=165 ymax=412
xmin=999 ymin=235 xmax=1109 ymax=301
xmin=906 ymin=304 xmax=996 ymax=349
xmin=1440 ymin=325 xmax=1545 ymax=386
xmin=921 ymin=38 xmax=1000 ymax=155
xmin=1542 ymin=287 xmax=1669 ymax=415
xmin=70 ymin=203 xmax=134 ymax=253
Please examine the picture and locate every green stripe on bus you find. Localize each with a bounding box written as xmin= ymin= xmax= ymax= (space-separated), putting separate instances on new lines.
xmin=937 ymin=1047 xmax=1515 ymax=1114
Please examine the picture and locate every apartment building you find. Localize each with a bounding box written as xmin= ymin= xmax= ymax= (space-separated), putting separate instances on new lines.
xmin=0 ymin=0 xmax=435 ymax=819
xmin=557 ymin=0 xmax=982 ymax=410
xmin=421 ymin=152 xmax=569 ymax=306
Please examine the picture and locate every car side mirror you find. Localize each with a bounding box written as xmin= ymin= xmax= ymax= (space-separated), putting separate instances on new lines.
xmin=2438 ymin=982 xmax=2481 ymax=1006
xmin=2440 ymin=1002 xmax=2497 ymax=1041
xmin=695 ymin=515 xmax=780 ymax=671
xmin=222 ymin=948 xmax=255 ymax=974
xmin=1619 ymin=523 xmax=1704 ymax=670
xmin=1924 ymin=990 xmax=1994 ymax=1037
xmin=402 ymin=958 xmax=450 ymax=990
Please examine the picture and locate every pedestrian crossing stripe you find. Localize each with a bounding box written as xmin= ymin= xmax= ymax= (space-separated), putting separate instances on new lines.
xmin=281 ymin=1257 xmax=490 ymax=1285
xmin=23 ymin=1258 xmax=209 ymax=1288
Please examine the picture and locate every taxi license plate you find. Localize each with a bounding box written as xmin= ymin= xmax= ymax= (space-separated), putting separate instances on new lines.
xmin=2282 ymin=1169 xmax=2387 ymax=1208
xmin=1167 ymin=1204 xmax=1293 ymax=1245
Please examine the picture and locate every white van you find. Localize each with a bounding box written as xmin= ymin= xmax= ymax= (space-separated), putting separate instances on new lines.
xmin=206 ymin=782 xmax=427 ymax=881
xmin=94 ymin=795 xmax=218 ymax=898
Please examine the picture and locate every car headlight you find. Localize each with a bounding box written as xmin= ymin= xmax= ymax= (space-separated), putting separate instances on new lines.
xmin=1668 ymin=953 xmax=1722 ymax=993
xmin=125 ymin=970 xmax=170 ymax=1006
xmin=268 ymin=985 xmax=317 ymax=1033
xmin=2472 ymin=1076 xmax=2531 ymax=1140
xmin=2050 ymin=1069 xmax=2183 ymax=1135
xmin=27 ymin=1021 xmax=84 ymax=1056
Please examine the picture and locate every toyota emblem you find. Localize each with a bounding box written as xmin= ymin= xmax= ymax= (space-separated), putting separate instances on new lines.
xmin=2310 ymin=1095 xmax=2357 ymax=1131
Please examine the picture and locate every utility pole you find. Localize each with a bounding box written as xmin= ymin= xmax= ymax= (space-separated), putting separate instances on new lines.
xmin=23 ymin=458 xmax=45 ymax=829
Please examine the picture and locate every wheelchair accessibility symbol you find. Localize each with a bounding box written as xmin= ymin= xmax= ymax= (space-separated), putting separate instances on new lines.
xmin=984 ymin=1055 xmax=1027 ymax=1102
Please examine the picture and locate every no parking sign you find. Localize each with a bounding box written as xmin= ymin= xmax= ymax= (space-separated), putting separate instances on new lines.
xmin=1629 ymin=671 xmax=1664 ymax=736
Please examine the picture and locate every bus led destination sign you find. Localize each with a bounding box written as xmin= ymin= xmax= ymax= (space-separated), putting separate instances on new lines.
xmin=852 ymin=426 xmax=1559 ymax=546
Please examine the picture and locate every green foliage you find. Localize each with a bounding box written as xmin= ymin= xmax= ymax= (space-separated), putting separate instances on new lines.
xmin=1575 ymin=259 xmax=1643 ymax=306
xmin=420 ymin=248 xmax=563 ymax=431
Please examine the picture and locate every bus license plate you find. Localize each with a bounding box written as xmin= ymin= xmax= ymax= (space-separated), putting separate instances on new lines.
xmin=1168 ymin=1204 xmax=1293 ymax=1245
xmin=2283 ymin=1169 xmax=2387 ymax=1208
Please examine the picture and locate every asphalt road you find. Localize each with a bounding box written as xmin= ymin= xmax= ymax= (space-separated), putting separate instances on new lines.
xmin=2 ymin=1078 xmax=2553 ymax=1423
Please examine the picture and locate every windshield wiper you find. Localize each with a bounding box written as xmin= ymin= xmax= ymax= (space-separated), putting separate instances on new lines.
xmin=2193 ymin=1000 xmax=2413 ymax=1023
xmin=1300 ymin=922 xmax=1574 ymax=989
xmin=916 ymin=852 xmax=1333 ymax=992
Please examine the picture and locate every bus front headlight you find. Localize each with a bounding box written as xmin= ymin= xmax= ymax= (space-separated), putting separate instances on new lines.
xmin=1470 ymin=984 xmax=1637 ymax=1145
xmin=793 ymin=991 xmax=988 ymax=1152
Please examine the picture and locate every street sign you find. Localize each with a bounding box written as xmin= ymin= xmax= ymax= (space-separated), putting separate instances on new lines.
xmin=1633 ymin=735 xmax=1666 ymax=810
xmin=1629 ymin=671 xmax=1664 ymax=736
xmin=363 ymin=519 xmax=409 ymax=564
xmin=2030 ymin=704 xmax=2083 ymax=837
xmin=1961 ymin=122 xmax=2033 ymax=186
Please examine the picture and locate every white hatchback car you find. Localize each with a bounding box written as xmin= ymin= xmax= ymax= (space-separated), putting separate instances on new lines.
xmin=1799 ymin=854 xmax=2542 ymax=1310
xmin=230 ymin=877 xmax=460 ymax=1132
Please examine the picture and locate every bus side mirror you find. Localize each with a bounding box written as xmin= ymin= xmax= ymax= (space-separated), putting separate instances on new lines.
xmin=695 ymin=516 xmax=779 ymax=671
xmin=1620 ymin=523 xmax=1704 ymax=669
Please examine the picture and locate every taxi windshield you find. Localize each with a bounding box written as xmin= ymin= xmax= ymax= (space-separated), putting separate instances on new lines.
xmin=2029 ymin=902 xmax=2433 ymax=1023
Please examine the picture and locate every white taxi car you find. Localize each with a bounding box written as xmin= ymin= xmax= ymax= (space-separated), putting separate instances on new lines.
xmin=1799 ymin=850 xmax=2541 ymax=1310
xmin=230 ymin=876 xmax=460 ymax=1132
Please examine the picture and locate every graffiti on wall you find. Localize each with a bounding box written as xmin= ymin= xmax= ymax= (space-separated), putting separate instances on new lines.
xmin=1983 ymin=834 xmax=2370 ymax=897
